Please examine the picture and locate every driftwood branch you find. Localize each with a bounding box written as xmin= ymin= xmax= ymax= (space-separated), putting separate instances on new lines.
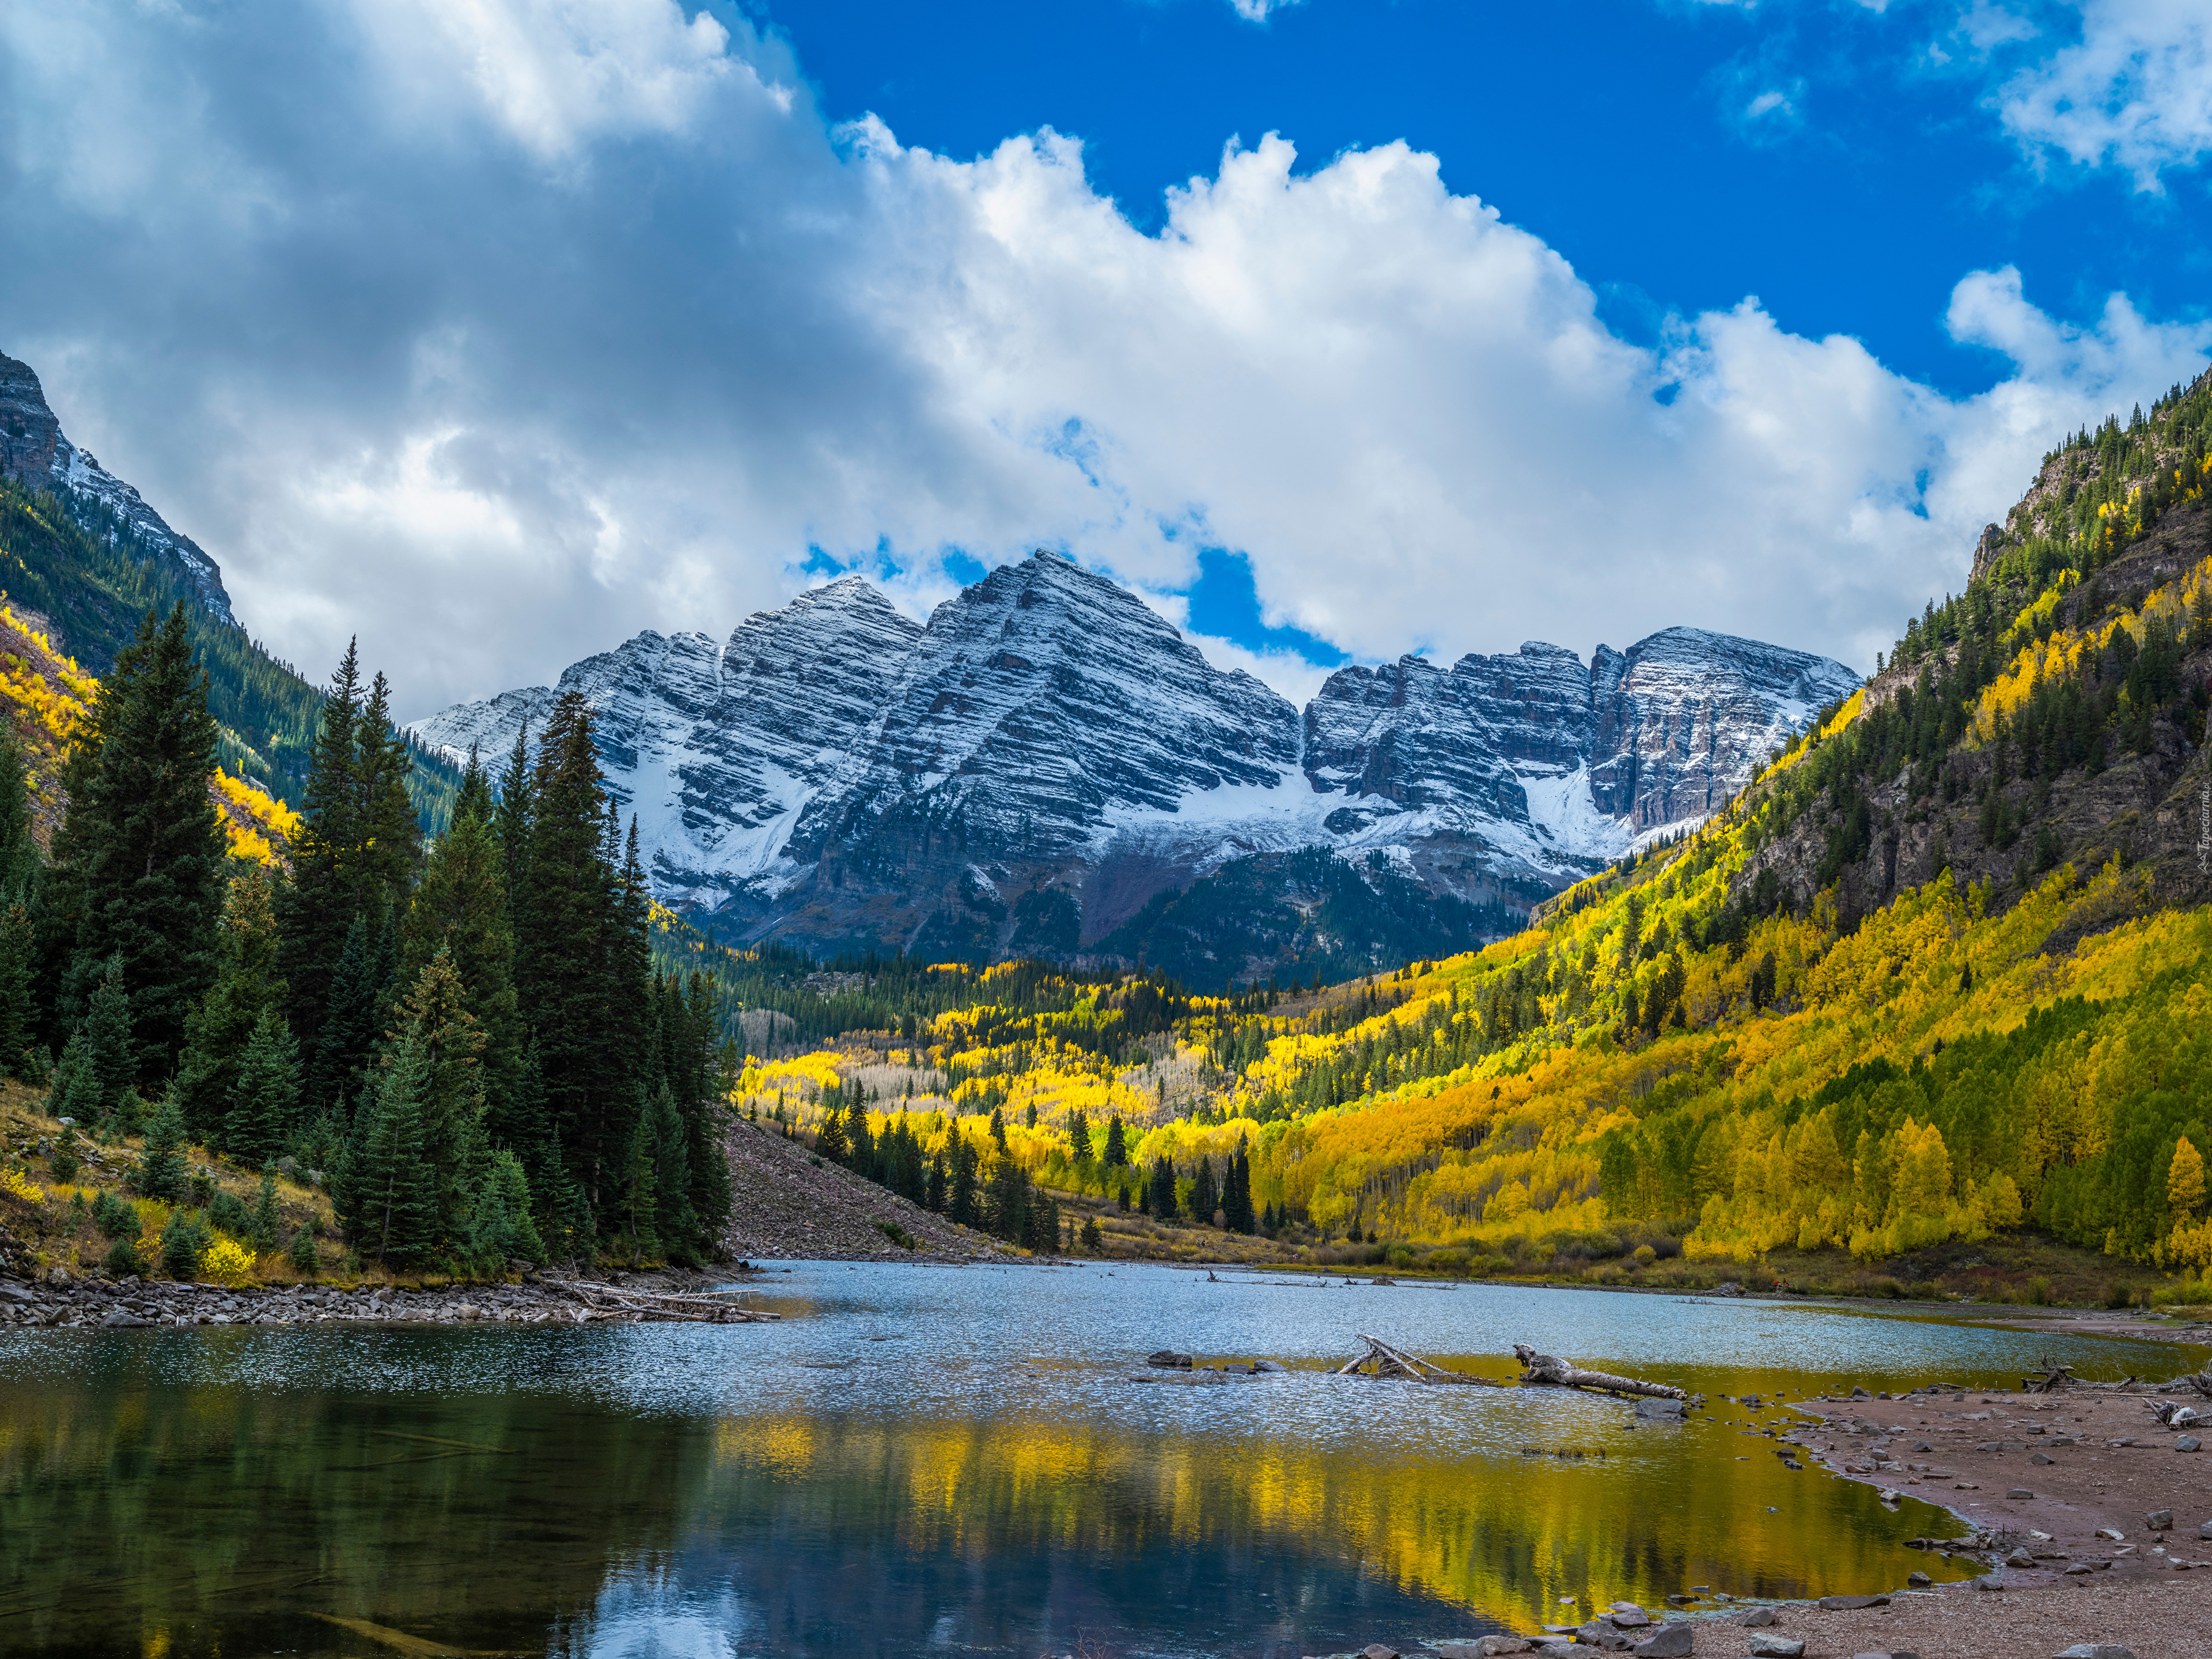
xmin=1336 ymin=1332 xmax=1503 ymax=1385
xmin=1512 ymin=1343 xmax=1687 ymax=1400
xmin=551 ymin=1282 xmax=779 ymax=1323
xmin=2024 ymin=1358 xmax=2079 ymax=1393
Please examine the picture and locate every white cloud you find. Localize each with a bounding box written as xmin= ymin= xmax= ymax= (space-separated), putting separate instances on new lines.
xmin=1 ymin=0 xmax=2206 ymax=722
xmin=1996 ymin=0 xmax=2212 ymax=187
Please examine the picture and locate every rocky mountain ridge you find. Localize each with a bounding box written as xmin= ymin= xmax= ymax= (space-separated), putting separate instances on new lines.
xmin=412 ymin=552 xmax=1856 ymax=975
xmin=1 ymin=351 xmax=236 ymax=624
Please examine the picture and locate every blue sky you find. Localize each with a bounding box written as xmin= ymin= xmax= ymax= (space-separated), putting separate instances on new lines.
xmin=759 ymin=0 xmax=2204 ymax=399
xmin=2 ymin=0 xmax=2208 ymax=713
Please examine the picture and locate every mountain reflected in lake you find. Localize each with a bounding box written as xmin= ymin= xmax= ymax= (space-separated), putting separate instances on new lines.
xmin=1 ymin=1266 xmax=2194 ymax=1657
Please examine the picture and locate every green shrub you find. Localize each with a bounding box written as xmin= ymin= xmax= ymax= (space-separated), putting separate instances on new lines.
xmin=160 ymin=1212 xmax=211 ymax=1281
xmin=102 ymin=1237 xmax=142 ymax=1277
xmin=2025 ymin=1274 xmax=2054 ymax=1305
xmin=91 ymin=1190 xmax=139 ymax=1240
xmin=289 ymin=1228 xmax=319 ymax=1275
xmin=2104 ymin=1279 xmax=2133 ymax=1309
xmin=209 ymin=1189 xmax=250 ymax=1237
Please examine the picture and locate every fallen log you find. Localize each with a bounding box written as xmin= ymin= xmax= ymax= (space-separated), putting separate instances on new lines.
xmin=1336 ymin=1332 xmax=1503 ymax=1385
xmin=1512 ymin=1343 xmax=1687 ymax=1400
xmin=2024 ymin=1358 xmax=2079 ymax=1393
xmin=550 ymin=1282 xmax=780 ymax=1323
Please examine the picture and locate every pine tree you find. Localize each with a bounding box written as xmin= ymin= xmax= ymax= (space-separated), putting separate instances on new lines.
xmin=0 ymin=904 xmax=35 ymax=1081
xmin=309 ymin=912 xmax=387 ymax=1122
xmin=647 ymin=1082 xmax=702 ymax=1264
xmin=381 ymin=948 xmax=491 ymax=1240
xmin=988 ymin=1105 xmax=1009 ymax=1153
xmin=250 ymin=1163 xmax=281 ymax=1249
xmin=1192 ymin=1156 xmax=1218 ymax=1223
xmin=46 ymin=604 xmax=226 ymax=1074
xmin=468 ymin=1147 xmax=547 ymax=1268
xmin=512 ymin=691 xmax=641 ymax=1213
xmin=618 ymin=1096 xmax=659 ymax=1266
xmin=847 ymin=1092 xmax=877 ymax=1179
xmin=1147 ymin=1156 xmax=1178 ymax=1220
xmin=400 ymin=772 xmax=525 ymax=1149
xmin=816 ymin=1098 xmax=849 ymax=1161
xmin=176 ymin=867 xmax=287 ymax=1143
xmin=948 ymin=1136 xmax=979 ymax=1225
xmin=81 ymin=956 xmax=135 ymax=1127
xmin=494 ymin=721 xmax=533 ymax=903
xmin=277 ymin=641 xmax=363 ymax=1058
xmin=227 ymin=1007 xmax=301 ymax=1166
xmin=1104 ymin=1115 xmax=1127 ymax=1167
xmin=1066 ymin=1107 xmax=1090 ymax=1162
xmin=339 ymin=1026 xmax=438 ymax=1266
xmin=352 ymin=671 xmax=421 ymax=910
xmin=137 ymin=1089 xmax=186 ymax=1200
xmin=0 ymin=719 xmax=37 ymax=910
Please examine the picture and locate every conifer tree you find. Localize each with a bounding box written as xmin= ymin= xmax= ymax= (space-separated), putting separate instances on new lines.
xmin=81 ymin=956 xmax=136 ymax=1126
xmin=494 ymin=722 xmax=533 ymax=902
xmin=816 ymin=1098 xmax=849 ymax=1161
xmin=176 ymin=868 xmax=287 ymax=1142
xmin=1192 ymin=1155 xmax=1218 ymax=1222
xmin=1104 ymin=1115 xmax=1127 ymax=1167
xmin=228 ymin=1007 xmax=300 ymax=1165
xmin=647 ymin=1083 xmax=702 ymax=1264
xmin=278 ymin=641 xmax=363 ymax=1055
xmin=468 ymin=1148 xmax=547 ymax=1267
xmin=339 ymin=1026 xmax=438 ymax=1266
xmin=309 ymin=912 xmax=387 ymax=1122
xmin=0 ymin=720 xmax=37 ymax=910
xmin=1066 ymin=1107 xmax=1090 ymax=1162
xmin=1146 ymin=1155 xmax=1178 ymax=1219
xmin=47 ymin=604 xmax=226 ymax=1072
xmin=381 ymin=949 xmax=491 ymax=1239
xmin=617 ymin=1098 xmax=659 ymax=1265
xmin=948 ymin=1136 xmax=979 ymax=1224
xmin=137 ymin=1090 xmax=186 ymax=1200
xmin=401 ymin=757 xmax=524 ymax=1145
xmin=0 ymin=903 xmax=35 ymax=1081
xmin=251 ymin=1163 xmax=281 ymax=1249
xmin=512 ymin=691 xmax=641 ymax=1209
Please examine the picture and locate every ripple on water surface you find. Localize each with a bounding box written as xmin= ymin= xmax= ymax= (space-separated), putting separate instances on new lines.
xmin=0 ymin=1264 xmax=2194 ymax=1659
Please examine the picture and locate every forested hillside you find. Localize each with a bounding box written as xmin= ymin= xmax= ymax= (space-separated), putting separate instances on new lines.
xmin=725 ymin=366 xmax=2212 ymax=1287
xmin=0 ymin=476 xmax=458 ymax=828
xmin=1 ymin=615 xmax=734 ymax=1281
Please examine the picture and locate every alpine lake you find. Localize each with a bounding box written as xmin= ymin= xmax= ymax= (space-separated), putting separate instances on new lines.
xmin=1 ymin=1264 xmax=2199 ymax=1658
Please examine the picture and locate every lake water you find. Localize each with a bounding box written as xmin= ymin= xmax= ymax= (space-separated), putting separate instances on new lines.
xmin=1 ymin=1264 xmax=2198 ymax=1658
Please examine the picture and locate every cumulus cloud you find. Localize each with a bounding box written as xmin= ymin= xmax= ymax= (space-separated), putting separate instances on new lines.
xmin=1995 ymin=0 xmax=2212 ymax=188
xmin=1 ymin=0 xmax=2205 ymax=721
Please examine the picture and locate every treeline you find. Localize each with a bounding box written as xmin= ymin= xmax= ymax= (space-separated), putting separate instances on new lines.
xmin=3 ymin=604 xmax=732 ymax=1275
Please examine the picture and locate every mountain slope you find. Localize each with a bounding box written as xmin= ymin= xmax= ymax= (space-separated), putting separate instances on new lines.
xmin=0 ymin=348 xmax=460 ymax=827
xmin=415 ymin=554 xmax=1854 ymax=982
xmin=1 ymin=352 xmax=234 ymax=623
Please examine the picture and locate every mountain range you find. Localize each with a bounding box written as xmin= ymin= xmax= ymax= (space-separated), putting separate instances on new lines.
xmin=411 ymin=552 xmax=1857 ymax=980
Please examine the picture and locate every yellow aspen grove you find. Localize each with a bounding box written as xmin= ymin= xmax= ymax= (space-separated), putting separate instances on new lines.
xmin=2170 ymin=1135 xmax=2206 ymax=1218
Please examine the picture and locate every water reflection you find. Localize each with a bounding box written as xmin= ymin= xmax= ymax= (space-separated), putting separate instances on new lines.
xmin=0 ymin=1267 xmax=2195 ymax=1658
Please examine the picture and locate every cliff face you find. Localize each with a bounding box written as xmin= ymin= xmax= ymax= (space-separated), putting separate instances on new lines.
xmin=412 ymin=553 xmax=1857 ymax=973
xmin=0 ymin=351 xmax=236 ymax=624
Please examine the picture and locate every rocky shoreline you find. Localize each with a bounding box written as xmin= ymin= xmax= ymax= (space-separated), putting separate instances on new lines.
xmin=0 ymin=1263 xmax=780 ymax=1327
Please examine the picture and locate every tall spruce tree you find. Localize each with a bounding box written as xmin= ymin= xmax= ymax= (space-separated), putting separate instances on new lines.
xmin=309 ymin=912 xmax=388 ymax=1122
xmin=380 ymin=948 xmax=492 ymax=1241
xmin=0 ymin=720 xmax=36 ymax=1079
xmin=277 ymin=641 xmax=363 ymax=1058
xmin=80 ymin=957 xmax=137 ymax=1127
xmin=175 ymin=867 xmax=287 ymax=1143
xmin=400 ymin=755 xmax=526 ymax=1153
xmin=512 ymin=691 xmax=644 ymax=1212
xmin=338 ymin=1024 xmax=438 ymax=1266
xmin=47 ymin=604 xmax=226 ymax=1074
xmin=227 ymin=1007 xmax=300 ymax=1165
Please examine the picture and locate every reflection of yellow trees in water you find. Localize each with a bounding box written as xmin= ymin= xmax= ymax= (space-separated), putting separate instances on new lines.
xmin=710 ymin=1404 xmax=1971 ymax=1627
